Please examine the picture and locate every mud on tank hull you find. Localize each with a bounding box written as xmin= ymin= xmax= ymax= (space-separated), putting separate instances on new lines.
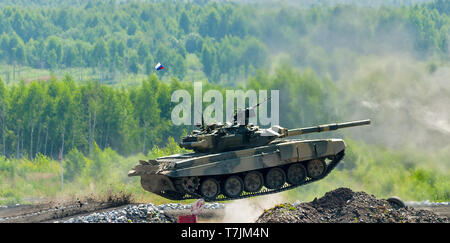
xmin=128 ymin=139 xmax=346 ymax=201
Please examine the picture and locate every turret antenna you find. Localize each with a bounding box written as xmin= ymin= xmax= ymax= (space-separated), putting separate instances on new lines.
xmin=232 ymin=97 xmax=272 ymax=125
xmin=195 ymin=110 xmax=205 ymax=129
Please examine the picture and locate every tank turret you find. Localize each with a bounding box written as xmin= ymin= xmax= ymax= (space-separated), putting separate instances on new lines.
xmin=179 ymin=116 xmax=370 ymax=153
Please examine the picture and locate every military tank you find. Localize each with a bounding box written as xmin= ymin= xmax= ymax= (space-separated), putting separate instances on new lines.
xmin=128 ymin=107 xmax=370 ymax=202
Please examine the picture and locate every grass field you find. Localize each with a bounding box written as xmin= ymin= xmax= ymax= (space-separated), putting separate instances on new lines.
xmin=0 ymin=54 xmax=209 ymax=87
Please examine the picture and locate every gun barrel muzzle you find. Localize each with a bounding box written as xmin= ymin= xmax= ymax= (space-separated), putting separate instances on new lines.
xmin=286 ymin=119 xmax=371 ymax=137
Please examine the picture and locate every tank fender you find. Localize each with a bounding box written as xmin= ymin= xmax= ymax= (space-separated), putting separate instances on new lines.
xmin=278 ymin=143 xmax=296 ymax=160
xmin=167 ymin=150 xmax=284 ymax=177
xmin=127 ymin=161 xmax=175 ymax=177
xmin=331 ymin=139 xmax=346 ymax=154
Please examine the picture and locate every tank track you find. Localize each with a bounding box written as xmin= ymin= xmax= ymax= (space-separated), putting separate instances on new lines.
xmin=163 ymin=150 xmax=345 ymax=202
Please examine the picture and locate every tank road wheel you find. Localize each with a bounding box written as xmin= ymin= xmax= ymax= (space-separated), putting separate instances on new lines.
xmin=286 ymin=163 xmax=307 ymax=185
xmin=265 ymin=167 xmax=286 ymax=189
xmin=244 ymin=171 xmax=264 ymax=192
xmin=223 ymin=175 xmax=244 ymax=198
xmin=306 ymin=159 xmax=327 ymax=179
xmin=200 ymin=178 xmax=220 ymax=200
xmin=180 ymin=177 xmax=200 ymax=193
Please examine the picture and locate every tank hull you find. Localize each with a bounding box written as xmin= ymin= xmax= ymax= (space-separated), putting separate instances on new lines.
xmin=128 ymin=138 xmax=346 ymax=201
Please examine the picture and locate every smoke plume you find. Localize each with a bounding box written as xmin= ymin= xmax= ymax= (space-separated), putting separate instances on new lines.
xmin=220 ymin=193 xmax=287 ymax=222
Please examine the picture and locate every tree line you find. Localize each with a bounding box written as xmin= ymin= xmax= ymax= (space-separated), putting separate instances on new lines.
xmin=0 ymin=74 xmax=190 ymax=159
xmin=0 ymin=0 xmax=447 ymax=84
xmin=0 ymin=64 xmax=342 ymax=160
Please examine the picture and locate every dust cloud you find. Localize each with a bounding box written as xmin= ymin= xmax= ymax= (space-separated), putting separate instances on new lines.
xmin=220 ymin=194 xmax=287 ymax=223
xmin=338 ymin=55 xmax=450 ymax=151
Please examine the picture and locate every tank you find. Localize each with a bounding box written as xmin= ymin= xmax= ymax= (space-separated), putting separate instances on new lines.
xmin=128 ymin=107 xmax=370 ymax=201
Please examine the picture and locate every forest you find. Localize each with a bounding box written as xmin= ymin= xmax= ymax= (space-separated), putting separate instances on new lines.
xmin=0 ymin=0 xmax=449 ymax=204
xmin=0 ymin=0 xmax=447 ymax=85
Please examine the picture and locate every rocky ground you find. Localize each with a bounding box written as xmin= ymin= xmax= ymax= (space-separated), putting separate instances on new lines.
xmin=1 ymin=188 xmax=448 ymax=223
xmin=56 ymin=204 xmax=176 ymax=223
xmin=55 ymin=203 xmax=225 ymax=223
xmin=256 ymin=188 xmax=449 ymax=223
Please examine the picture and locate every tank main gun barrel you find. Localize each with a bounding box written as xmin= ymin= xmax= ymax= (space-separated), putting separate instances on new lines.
xmin=285 ymin=119 xmax=371 ymax=137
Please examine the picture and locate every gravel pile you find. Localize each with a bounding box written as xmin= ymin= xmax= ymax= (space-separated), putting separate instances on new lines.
xmin=156 ymin=202 xmax=224 ymax=211
xmin=256 ymin=188 xmax=449 ymax=223
xmin=58 ymin=204 xmax=176 ymax=223
xmin=57 ymin=202 xmax=225 ymax=223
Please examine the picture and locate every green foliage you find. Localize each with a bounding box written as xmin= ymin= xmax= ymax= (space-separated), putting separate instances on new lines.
xmin=0 ymin=1 xmax=447 ymax=85
xmin=64 ymin=148 xmax=87 ymax=181
xmin=247 ymin=65 xmax=337 ymax=128
xmin=0 ymin=74 xmax=190 ymax=160
xmin=179 ymin=11 xmax=191 ymax=34
xmin=0 ymin=0 xmax=448 ymax=205
xmin=147 ymin=137 xmax=191 ymax=159
xmin=0 ymin=137 xmax=187 ymax=205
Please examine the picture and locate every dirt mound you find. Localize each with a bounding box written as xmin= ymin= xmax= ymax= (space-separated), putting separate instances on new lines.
xmin=256 ymin=188 xmax=448 ymax=223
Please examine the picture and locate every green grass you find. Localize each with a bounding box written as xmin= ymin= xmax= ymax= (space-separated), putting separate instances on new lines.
xmin=0 ymin=57 xmax=209 ymax=88
xmin=0 ymin=64 xmax=143 ymax=87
